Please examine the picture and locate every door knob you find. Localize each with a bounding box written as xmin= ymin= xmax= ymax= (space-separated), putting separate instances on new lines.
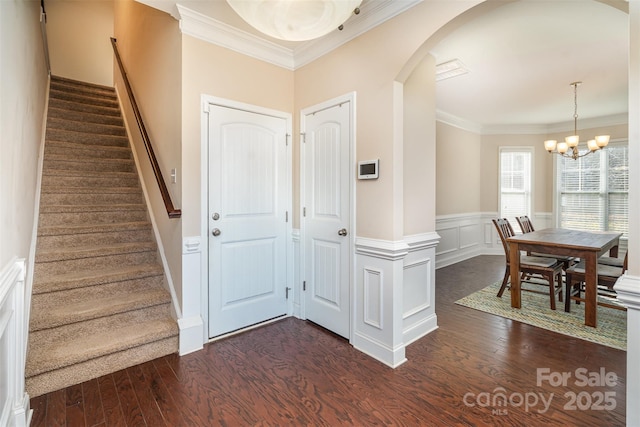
xmin=212 ymin=228 xmax=221 ymax=237
xmin=212 ymin=212 xmax=220 ymax=221
xmin=338 ymin=228 xmax=348 ymax=236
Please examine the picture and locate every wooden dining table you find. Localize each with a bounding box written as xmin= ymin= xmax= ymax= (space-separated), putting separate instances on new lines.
xmin=507 ymin=228 xmax=621 ymax=327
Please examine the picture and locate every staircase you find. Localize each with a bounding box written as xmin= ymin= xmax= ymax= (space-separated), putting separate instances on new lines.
xmin=26 ymin=76 xmax=179 ymax=397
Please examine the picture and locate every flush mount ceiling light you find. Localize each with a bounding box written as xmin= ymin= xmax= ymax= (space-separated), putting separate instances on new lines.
xmin=544 ymin=82 xmax=610 ymax=160
xmin=226 ymin=0 xmax=363 ymax=41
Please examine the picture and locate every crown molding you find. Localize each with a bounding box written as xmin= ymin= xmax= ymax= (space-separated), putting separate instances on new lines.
xmin=292 ymin=0 xmax=423 ymax=69
xmin=436 ymin=110 xmax=482 ymax=134
xmin=177 ymin=5 xmax=296 ymax=70
xmin=437 ymin=110 xmax=628 ymax=136
xmin=174 ymin=1 xmax=422 ymax=71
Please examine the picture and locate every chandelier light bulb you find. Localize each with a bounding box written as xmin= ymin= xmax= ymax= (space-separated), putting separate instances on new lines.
xmin=557 ymin=142 xmax=569 ymax=154
xmin=587 ymin=139 xmax=599 ymax=152
xmin=595 ymin=135 xmax=610 ymax=148
xmin=544 ymin=140 xmax=557 ymax=152
xmin=565 ymin=135 xmax=580 ymax=148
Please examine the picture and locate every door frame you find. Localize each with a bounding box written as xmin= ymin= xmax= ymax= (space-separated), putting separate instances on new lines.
xmin=299 ymin=92 xmax=356 ymax=342
xmin=200 ymin=95 xmax=293 ymax=342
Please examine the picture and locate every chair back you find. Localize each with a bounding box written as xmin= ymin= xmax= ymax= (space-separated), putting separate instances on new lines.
xmin=516 ymin=215 xmax=535 ymax=234
xmin=492 ymin=218 xmax=516 ymax=262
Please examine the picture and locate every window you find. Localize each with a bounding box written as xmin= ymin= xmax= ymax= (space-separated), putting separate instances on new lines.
xmin=556 ymin=142 xmax=628 ymax=237
xmin=499 ymin=148 xmax=532 ymax=228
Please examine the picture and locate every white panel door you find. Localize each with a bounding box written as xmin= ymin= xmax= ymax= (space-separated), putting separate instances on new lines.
xmin=302 ymin=101 xmax=351 ymax=338
xmin=208 ymin=105 xmax=288 ymax=338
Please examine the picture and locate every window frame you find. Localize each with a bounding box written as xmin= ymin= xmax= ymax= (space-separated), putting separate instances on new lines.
xmin=553 ymin=139 xmax=629 ymax=237
xmin=498 ymin=146 xmax=534 ymax=230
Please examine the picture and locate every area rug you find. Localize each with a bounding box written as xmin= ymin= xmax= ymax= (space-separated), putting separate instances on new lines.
xmin=455 ymin=281 xmax=627 ymax=350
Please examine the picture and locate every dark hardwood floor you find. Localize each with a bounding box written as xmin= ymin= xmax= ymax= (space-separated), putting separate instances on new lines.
xmin=30 ymin=255 xmax=626 ymax=426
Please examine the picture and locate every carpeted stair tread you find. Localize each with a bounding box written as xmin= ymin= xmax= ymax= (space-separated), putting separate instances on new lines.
xmin=43 ymin=157 xmax=135 ymax=173
xmin=40 ymin=191 xmax=143 ymax=206
xmin=45 ymin=128 xmax=129 ymax=147
xmin=42 ymin=168 xmax=137 ymax=179
xmin=26 ymin=337 xmax=178 ymax=398
xmin=47 ymin=106 xmax=123 ymax=126
xmin=36 ymin=241 xmax=157 ymax=263
xmin=33 ymin=263 xmax=164 ymax=294
xmin=30 ymin=284 xmax=171 ymax=331
xmin=26 ymin=314 xmax=178 ymax=377
xmin=47 ymin=116 xmax=127 ymax=137
xmin=39 ymin=203 xmax=146 ymax=214
xmin=38 ymin=221 xmax=151 ymax=236
xmin=49 ymin=88 xmax=119 ymax=108
xmin=48 ymin=97 xmax=121 ymax=117
xmin=40 ymin=185 xmax=140 ymax=195
xmin=51 ymin=75 xmax=116 ymax=94
xmin=45 ymin=140 xmax=131 ymax=159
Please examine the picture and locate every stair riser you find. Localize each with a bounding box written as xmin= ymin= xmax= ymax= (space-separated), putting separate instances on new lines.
xmin=50 ymin=89 xmax=118 ymax=108
xmin=47 ymin=117 xmax=126 ymax=137
xmin=31 ymin=284 xmax=170 ymax=332
xmin=41 ymin=174 xmax=139 ymax=189
xmin=33 ymin=270 xmax=164 ymax=295
xmin=46 ymin=128 xmax=129 ymax=147
xmin=40 ymin=192 xmax=143 ymax=206
xmin=45 ymin=144 xmax=132 ymax=160
xmin=48 ymin=107 xmax=123 ymax=127
xmin=38 ymin=210 xmax=148 ymax=226
xmin=35 ymin=250 xmax=159 ymax=277
xmin=37 ymin=229 xmax=153 ymax=251
xmin=49 ymin=98 xmax=120 ymax=118
xmin=44 ymin=159 xmax=134 ymax=173
xmin=26 ymin=336 xmax=178 ymax=398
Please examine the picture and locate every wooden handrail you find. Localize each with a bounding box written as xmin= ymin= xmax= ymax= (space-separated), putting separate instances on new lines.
xmin=110 ymin=37 xmax=181 ymax=219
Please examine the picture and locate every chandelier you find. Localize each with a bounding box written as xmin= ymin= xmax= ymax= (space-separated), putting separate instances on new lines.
xmin=543 ymin=82 xmax=610 ymax=160
xmin=226 ymin=0 xmax=362 ymax=42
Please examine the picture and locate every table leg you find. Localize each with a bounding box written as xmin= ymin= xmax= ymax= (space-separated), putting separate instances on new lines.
xmin=584 ymin=252 xmax=598 ymax=327
xmin=610 ymin=245 xmax=619 ymax=258
xmin=509 ymin=242 xmax=521 ymax=308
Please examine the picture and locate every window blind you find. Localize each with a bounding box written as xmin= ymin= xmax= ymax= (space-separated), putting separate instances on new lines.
xmin=500 ymin=148 xmax=532 ymax=228
xmin=557 ymin=142 xmax=628 ymax=237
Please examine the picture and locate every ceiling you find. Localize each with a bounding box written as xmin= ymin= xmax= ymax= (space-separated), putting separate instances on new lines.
xmin=142 ymin=0 xmax=629 ymax=134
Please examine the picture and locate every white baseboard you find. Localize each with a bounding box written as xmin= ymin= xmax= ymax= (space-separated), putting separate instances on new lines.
xmin=352 ymin=332 xmax=407 ymax=368
xmin=178 ymin=315 xmax=204 ymax=356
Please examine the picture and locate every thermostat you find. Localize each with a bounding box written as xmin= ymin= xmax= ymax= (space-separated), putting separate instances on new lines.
xmin=358 ymin=159 xmax=379 ymax=180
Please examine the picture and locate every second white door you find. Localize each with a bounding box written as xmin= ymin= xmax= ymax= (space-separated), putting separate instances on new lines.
xmin=302 ymin=99 xmax=352 ymax=338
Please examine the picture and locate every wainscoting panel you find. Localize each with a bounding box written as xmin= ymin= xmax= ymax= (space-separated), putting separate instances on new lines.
xmin=0 ymin=258 xmax=30 ymax=427
xmin=403 ymin=233 xmax=439 ymax=345
xmin=363 ymin=268 xmax=383 ymax=329
xmin=435 ymin=212 xmax=554 ymax=269
xmin=180 ymin=237 xmax=204 ymax=355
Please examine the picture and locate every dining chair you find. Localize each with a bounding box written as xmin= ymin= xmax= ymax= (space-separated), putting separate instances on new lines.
xmin=493 ymin=218 xmax=564 ymax=310
xmin=515 ymin=215 xmax=575 ymax=270
xmin=564 ymin=252 xmax=628 ymax=312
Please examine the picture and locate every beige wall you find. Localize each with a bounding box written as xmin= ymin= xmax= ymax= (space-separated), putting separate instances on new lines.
xmin=294 ymin=0 xmax=482 ymax=240
xmin=113 ymin=0 xmax=183 ymax=303
xmin=47 ymin=0 xmax=113 ymax=86
xmin=435 ymin=122 xmax=629 ymax=218
xmin=404 ymin=55 xmax=437 ymax=235
xmin=181 ymin=36 xmax=294 ymax=238
xmin=436 ymin=122 xmax=482 ymax=216
xmin=0 ymin=0 xmax=49 ymax=268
